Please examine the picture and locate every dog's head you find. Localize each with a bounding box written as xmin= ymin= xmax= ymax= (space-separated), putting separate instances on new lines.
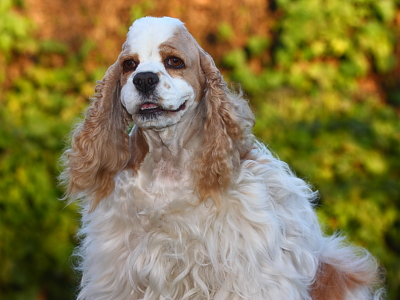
xmin=119 ymin=17 xmax=206 ymax=130
xmin=62 ymin=17 xmax=254 ymax=209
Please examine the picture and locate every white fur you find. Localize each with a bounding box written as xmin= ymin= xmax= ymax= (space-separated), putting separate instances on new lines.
xmin=120 ymin=67 xmax=196 ymax=130
xmin=78 ymin=145 xmax=323 ymax=300
xmin=73 ymin=17 xmax=382 ymax=300
xmin=126 ymin=17 xmax=184 ymax=58
xmin=76 ymin=142 xmax=381 ymax=300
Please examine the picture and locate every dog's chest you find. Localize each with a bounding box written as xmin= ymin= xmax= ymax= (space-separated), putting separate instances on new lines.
xmin=115 ymin=160 xmax=194 ymax=209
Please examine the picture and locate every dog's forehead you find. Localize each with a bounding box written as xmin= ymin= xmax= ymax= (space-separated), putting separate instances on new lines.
xmin=125 ymin=17 xmax=187 ymax=58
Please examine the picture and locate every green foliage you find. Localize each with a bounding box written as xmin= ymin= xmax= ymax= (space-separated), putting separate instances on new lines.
xmin=224 ymin=0 xmax=396 ymax=94
xmin=0 ymin=0 xmax=399 ymax=299
xmin=218 ymin=22 xmax=235 ymax=42
xmin=0 ymin=2 xmax=99 ymax=299
xmin=130 ymin=0 xmax=155 ymax=22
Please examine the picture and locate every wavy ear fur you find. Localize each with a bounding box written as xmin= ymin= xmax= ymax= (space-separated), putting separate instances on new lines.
xmin=195 ymin=51 xmax=255 ymax=205
xmin=60 ymin=62 xmax=132 ymax=210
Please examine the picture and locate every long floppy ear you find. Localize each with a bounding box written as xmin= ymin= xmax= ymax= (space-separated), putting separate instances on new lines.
xmin=195 ymin=50 xmax=255 ymax=205
xmin=61 ymin=62 xmax=131 ymax=210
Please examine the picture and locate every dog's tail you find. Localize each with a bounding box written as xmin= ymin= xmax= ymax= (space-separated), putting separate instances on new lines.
xmin=311 ymin=236 xmax=385 ymax=300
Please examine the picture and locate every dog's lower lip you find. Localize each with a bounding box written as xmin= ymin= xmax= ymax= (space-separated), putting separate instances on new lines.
xmin=140 ymin=103 xmax=159 ymax=111
xmin=171 ymin=101 xmax=186 ymax=112
xmin=138 ymin=101 xmax=187 ymax=115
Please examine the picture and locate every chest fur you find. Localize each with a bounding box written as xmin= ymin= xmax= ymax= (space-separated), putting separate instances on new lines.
xmin=81 ymin=155 xmax=320 ymax=299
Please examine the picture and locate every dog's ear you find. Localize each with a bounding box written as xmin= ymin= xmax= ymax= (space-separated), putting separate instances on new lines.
xmin=61 ymin=62 xmax=132 ymax=210
xmin=195 ymin=50 xmax=254 ymax=205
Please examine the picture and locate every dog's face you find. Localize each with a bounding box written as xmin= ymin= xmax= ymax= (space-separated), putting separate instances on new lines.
xmin=119 ymin=17 xmax=206 ymax=130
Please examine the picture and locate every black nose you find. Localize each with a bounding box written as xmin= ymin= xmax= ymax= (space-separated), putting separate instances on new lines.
xmin=132 ymin=72 xmax=159 ymax=93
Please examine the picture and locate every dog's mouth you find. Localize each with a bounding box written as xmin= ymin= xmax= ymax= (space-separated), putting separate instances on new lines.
xmin=138 ymin=101 xmax=187 ymax=116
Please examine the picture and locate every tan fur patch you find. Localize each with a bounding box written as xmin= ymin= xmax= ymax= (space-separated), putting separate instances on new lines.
xmin=159 ymin=28 xmax=207 ymax=103
xmin=118 ymin=52 xmax=140 ymax=86
xmin=311 ymin=261 xmax=378 ymax=300
xmin=126 ymin=126 xmax=149 ymax=173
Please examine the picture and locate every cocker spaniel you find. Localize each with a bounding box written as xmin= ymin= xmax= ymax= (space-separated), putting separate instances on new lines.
xmin=61 ymin=17 xmax=383 ymax=300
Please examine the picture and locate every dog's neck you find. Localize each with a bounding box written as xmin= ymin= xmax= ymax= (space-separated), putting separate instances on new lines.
xmin=142 ymin=121 xmax=202 ymax=164
xmin=136 ymin=105 xmax=204 ymax=186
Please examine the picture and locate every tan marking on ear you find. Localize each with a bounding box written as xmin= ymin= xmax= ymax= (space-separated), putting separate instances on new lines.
xmin=194 ymin=49 xmax=254 ymax=207
xmin=61 ymin=62 xmax=131 ymax=210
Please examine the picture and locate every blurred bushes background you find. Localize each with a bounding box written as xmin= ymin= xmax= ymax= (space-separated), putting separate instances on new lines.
xmin=0 ymin=0 xmax=399 ymax=299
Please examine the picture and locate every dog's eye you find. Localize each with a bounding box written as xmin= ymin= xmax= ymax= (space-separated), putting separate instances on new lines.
xmin=165 ymin=56 xmax=185 ymax=69
xmin=123 ymin=60 xmax=137 ymax=72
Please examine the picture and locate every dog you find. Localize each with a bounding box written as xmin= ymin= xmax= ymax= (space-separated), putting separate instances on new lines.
xmin=61 ymin=16 xmax=383 ymax=300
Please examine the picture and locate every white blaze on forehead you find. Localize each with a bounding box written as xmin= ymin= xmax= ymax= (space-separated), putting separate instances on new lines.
xmin=126 ymin=17 xmax=184 ymax=58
